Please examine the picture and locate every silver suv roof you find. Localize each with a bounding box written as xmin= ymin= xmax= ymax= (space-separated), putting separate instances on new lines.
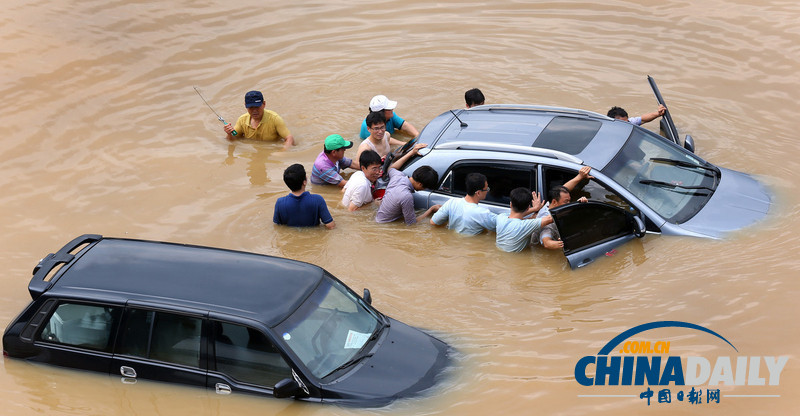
xmin=430 ymin=141 xmax=583 ymax=164
xmin=421 ymin=105 xmax=633 ymax=170
xmin=467 ymin=104 xmax=609 ymax=120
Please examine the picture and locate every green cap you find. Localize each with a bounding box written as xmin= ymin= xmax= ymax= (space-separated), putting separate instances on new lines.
xmin=324 ymin=134 xmax=353 ymax=150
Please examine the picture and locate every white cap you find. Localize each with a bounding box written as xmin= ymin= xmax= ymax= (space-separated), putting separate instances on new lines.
xmin=369 ymin=95 xmax=398 ymax=112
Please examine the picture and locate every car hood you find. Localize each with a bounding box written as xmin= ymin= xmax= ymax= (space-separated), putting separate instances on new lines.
xmin=676 ymin=167 xmax=771 ymax=238
xmin=319 ymin=318 xmax=450 ymax=407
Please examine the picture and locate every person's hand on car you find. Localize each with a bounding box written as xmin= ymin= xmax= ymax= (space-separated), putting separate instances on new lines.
xmin=578 ymin=166 xmax=594 ymax=180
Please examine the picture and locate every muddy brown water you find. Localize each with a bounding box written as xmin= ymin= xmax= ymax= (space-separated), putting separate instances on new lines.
xmin=1 ymin=0 xmax=799 ymax=414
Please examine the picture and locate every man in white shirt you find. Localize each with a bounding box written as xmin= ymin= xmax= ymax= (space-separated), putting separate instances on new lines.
xmin=342 ymin=150 xmax=383 ymax=211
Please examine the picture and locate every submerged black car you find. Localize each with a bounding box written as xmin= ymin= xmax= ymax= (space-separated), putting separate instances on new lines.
xmin=3 ymin=235 xmax=450 ymax=407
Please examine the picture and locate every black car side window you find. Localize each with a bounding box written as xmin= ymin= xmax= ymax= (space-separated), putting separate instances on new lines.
xmin=151 ymin=313 xmax=202 ymax=367
xmin=37 ymin=302 xmax=121 ymax=352
xmin=117 ymin=309 xmax=202 ymax=368
xmin=117 ymin=309 xmax=153 ymax=358
xmin=213 ymin=321 xmax=291 ymax=387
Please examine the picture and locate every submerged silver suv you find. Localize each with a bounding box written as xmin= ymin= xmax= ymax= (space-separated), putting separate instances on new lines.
xmin=399 ymin=96 xmax=770 ymax=268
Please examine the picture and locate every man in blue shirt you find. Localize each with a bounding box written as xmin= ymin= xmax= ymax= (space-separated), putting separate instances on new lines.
xmin=430 ymin=173 xmax=497 ymax=235
xmin=358 ymin=95 xmax=419 ymax=139
xmin=495 ymin=188 xmax=552 ymax=252
xmin=273 ymin=164 xmax=335 ymax=229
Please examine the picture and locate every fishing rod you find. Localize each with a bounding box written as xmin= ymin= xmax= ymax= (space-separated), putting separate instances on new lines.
xmin=193 ymin=86 xmax=237 ymax=136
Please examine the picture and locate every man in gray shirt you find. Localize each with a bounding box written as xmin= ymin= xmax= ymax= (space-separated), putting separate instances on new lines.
xmin=376 ymin=166 xmax=440 ymax=225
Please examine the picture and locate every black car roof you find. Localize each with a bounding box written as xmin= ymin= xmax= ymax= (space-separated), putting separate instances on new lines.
xmin=38 ymin=236 xmax=323 ymax=327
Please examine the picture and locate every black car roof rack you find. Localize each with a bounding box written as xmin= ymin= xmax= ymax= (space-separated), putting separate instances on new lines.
xmin=28 ymin=234 xmax=102 ymax=299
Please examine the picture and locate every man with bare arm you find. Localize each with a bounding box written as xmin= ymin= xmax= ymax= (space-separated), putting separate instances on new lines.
xmin=532 ymin=166 xmax=592 ymax=250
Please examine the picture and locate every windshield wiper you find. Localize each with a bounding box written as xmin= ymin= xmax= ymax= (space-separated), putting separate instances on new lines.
xmin=323 ymin=352 xmax=375 ymax=378
xmin=363 ymin=297 xmax=391 ymax=328
xmin=650 ymin=157 xmax=718 ymax=176
xmin=639 ymin=179 xmax=715 ymax=192
xmin=371 ymin=318 xmax=390 ymax=341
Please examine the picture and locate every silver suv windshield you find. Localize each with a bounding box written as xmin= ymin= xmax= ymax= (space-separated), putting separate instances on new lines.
xmin=601 ymin=128 xmax=718 ymax=223
xmin=274 ymin=274 xmax=381 ymax=379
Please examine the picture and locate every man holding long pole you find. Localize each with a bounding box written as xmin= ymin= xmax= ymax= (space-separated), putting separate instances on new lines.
xmin=224 ymin=90 xmax=295 ymax=150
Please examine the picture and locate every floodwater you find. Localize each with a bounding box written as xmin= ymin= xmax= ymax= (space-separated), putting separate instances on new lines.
xmin=1 ymin=0 xmax=799 ymax=414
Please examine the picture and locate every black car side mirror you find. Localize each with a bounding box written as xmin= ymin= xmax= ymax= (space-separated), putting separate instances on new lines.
xmin=273 ymin=378 xmax=301 ymax=398
xmin=633 ymin=216 xmax=646 ymax=238
xmin=363 ymin=288 xmax=372 ymax=305
xmin=683 ymin=135 xmax=695 ymax=153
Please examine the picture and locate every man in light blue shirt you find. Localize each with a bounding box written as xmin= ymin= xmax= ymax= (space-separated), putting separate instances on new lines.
xmin=430 ymin=173 xmax=496 ymax=235
xmin=495 ymin=188 xmax=553 ymax=252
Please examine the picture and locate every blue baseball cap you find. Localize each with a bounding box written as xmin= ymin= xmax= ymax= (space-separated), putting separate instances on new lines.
xmin=245 ymin=91 xmax=264 ymax=108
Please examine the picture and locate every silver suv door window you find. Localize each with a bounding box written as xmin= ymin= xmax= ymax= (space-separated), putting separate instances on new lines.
xmin=443 ymin=162 xmax=536 ymax=206
xmin=543 ymin=167 xmax=638 ymax=214
xmin=552 ymin=202 xmax=636 ymax=254
xmin=550 ymin=202 xmax=639 ymax=269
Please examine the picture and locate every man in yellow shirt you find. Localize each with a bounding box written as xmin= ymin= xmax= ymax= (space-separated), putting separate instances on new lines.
xmin=224 ymin=91 xmax=295 ymax=149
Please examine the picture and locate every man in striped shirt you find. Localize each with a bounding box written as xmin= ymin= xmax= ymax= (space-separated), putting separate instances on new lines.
xmin=310 ymin=134 xmax=360 ymax=188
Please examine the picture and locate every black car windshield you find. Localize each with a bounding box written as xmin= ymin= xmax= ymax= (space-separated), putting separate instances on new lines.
xmin=273 ymin=274 xmax=380 ymax=379
xmin=601 ymin=128 xmax=717 ymax=223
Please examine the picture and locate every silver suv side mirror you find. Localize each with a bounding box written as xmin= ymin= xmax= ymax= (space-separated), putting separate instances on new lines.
xmin=683 ymin=135 xmax=695 ymax=153
xmin=633 ymin=216 xmax=646 ymax=238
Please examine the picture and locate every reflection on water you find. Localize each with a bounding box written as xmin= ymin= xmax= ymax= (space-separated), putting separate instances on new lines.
xmin=226 ymin=143 xmax=273 ymax=186
xmin=1 ymin=0 xmax=800 ymax=414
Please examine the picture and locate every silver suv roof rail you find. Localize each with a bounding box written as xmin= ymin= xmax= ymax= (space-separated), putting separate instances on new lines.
xmin=433 ymin=141 xmax=584 ymax=164
xmin=468 ymin=104 xmax=609 ymax=120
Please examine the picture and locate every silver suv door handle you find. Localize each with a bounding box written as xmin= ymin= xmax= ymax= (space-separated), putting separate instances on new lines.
xmin=215 ymin=383 xmax=231 ymax=395
xmin=120 ymin=366 xmax=137 ymax=378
